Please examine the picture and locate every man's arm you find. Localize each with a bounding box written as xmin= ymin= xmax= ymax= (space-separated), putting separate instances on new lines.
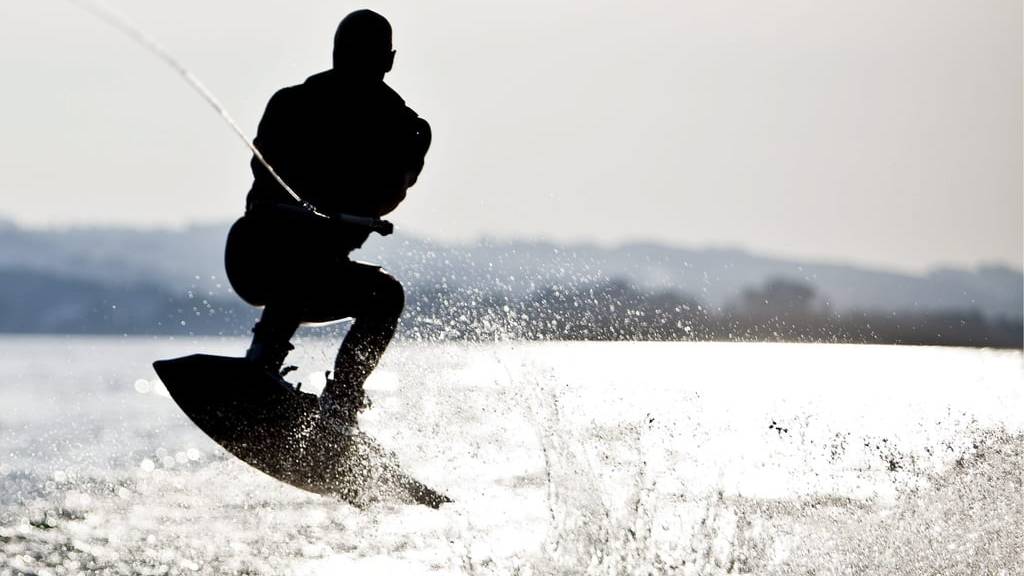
xmin=372 ymin=114 xmax=432 ymax=217
xmin=403 ymin=116 xmax=432 ymax=188
xmin=248 ymin=89 xmax=301 ymax=210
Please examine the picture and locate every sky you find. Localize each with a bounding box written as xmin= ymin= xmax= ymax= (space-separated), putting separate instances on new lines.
xmin=0 ymin=0 xmax=1020 ymax=273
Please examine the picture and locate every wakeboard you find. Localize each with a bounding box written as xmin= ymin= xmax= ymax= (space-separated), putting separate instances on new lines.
xmin=152 ymin=354 xmax=450 ymax=509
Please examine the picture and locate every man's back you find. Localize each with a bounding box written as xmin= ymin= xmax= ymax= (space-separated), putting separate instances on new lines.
xmin=246 ymin=70 xmax=429 ymax=220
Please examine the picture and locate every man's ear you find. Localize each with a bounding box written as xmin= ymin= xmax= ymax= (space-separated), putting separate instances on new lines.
xmin=384 ymin=50 xmax=396 ymax=73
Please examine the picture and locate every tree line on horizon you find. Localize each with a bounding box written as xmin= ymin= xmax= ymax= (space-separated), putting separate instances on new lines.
xmin=402 ymin=277 xmax=1023 ymax=348
xmin=0 ymin=268 xmax=1019 ymax=348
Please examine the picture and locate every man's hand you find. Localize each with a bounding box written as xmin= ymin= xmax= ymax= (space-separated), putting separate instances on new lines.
xmin=372 ymin=219 xmax=394 ymax=236
xmin=333 ymin=212 xmax=394 ymax=236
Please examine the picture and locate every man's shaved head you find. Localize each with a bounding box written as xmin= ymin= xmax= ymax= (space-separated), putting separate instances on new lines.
xmin=333 ymin=9 xmax=394 ymax=75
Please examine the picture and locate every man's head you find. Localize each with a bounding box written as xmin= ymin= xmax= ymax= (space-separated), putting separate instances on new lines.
xmin=333 ymin=10 xmax=394 ymax=79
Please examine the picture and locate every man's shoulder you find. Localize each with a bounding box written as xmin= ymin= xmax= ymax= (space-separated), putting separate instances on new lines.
xmin=266 ymin=85 xmax=301 ymax=109
xmin=266 ymin=71 xmax=332 ymax=104
xmin=302 ymin=70 xmax=337 ymax=89
xmin=379 ymin=82 xmax=406 ymax=107
xmin=265 ymin=72 xmax=418 ymax=120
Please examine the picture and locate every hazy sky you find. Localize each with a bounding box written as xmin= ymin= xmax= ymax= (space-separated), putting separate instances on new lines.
xmin=1 ymin=0 xmax=1020 ymax=273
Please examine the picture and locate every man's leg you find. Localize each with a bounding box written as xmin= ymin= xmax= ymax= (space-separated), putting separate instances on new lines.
xmin=314 ymin=264 xmax=405 ymax=418
xmin=246 ymin=305 xmax=302 ymax=375
xmin=227 ymin=210 xmax=304 ymax=375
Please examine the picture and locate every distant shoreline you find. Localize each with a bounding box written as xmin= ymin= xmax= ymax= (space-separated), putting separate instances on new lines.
xmin=0 ymin=331 xmax=1019 ymax=350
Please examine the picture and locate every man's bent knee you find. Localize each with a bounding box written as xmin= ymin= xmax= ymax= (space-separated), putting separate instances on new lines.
xmin=374 ymin=273 xmax=405 ymax=320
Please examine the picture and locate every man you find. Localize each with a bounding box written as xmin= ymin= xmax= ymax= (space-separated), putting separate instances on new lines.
xmin=224 ymin=10 xmax=430 ymax=426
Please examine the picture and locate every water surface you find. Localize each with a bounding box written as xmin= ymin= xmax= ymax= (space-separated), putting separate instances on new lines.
xmin=1 ymin=337 xmax=1021 ymax=574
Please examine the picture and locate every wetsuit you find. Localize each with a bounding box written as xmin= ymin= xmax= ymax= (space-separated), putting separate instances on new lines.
xmin=225 ymin=68 xmax=430 ymax=407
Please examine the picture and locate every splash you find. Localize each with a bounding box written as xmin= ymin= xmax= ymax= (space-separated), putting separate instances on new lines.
xmin=2 ymin=340 xmax=1020 ymax=574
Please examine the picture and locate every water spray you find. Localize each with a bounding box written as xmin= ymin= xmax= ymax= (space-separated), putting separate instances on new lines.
xmin=66 ymin=0 xmax=390 ymax=233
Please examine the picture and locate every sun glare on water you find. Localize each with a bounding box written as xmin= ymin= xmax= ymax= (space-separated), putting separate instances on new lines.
xmin=0 ymin=338 xmax=1020 ymax=575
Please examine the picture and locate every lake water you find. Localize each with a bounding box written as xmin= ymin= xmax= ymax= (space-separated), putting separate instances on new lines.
xmin=0 ymin=336 xmax=1021 ymax=575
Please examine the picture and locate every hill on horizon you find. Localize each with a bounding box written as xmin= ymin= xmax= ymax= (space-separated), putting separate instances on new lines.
xmin=0 ymin=219 xmax=1020 ymax=321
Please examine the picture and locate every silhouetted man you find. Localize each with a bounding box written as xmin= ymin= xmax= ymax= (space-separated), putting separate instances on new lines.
xmin=224 ymin=10 xmax=430 ymax=425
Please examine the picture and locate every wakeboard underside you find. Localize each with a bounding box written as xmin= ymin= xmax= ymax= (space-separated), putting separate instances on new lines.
xmin=152 ymin=354 xmax=450 ymax=509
